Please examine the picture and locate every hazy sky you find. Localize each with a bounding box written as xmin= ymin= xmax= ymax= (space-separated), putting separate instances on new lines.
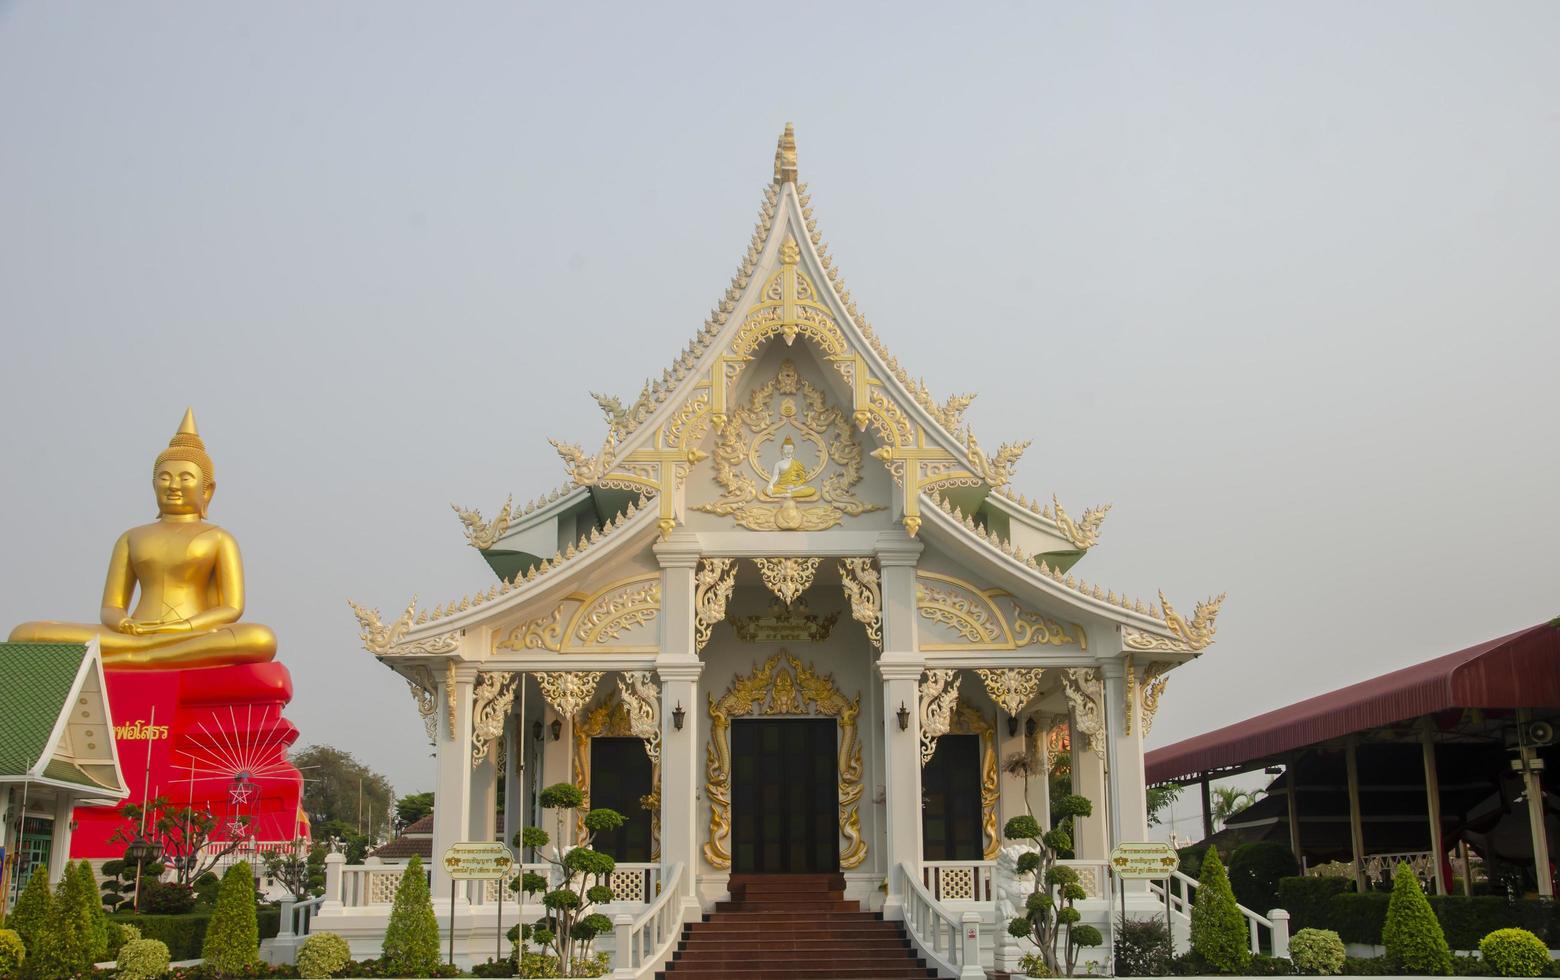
xmin=3 ymin=4 xmax=1556 ymax=832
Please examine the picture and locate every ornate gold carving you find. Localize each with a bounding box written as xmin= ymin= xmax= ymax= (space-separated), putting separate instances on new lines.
xmin=837 ymin=558 xmax=882 ymax=649
xmin=1140 ymin=661 xmax=1171 ymax=735
xmin=493 ymin=574 xmax=661 ymax=656
xmin=915 ymin=572 xmax=1085 ymax=652
xmin=753 ymin=557 xmax=821 ymax=606
xmin=773 ymin=122 xmax=797 ymax=184
xmin=497 ymin=608 xmax=565 ymax=653
xmin=964 ymin=431 xmax=1029 ymax=488
xmin=349 ymin=597 xmax=461 ymax=657
xmin=535 ymin=671 xmax=604 ymax=718
xmin=949 ymin=702 xmax=1001 ymax=860
xmin=1060 ymin=668 xmax=1105 ymax=758
xmin=919 ymin=668 xmax=960 ymax=767
xmin=730 ymin=599 xmax=840 ymax=643
xmin=572 ymin=581 xmax=660 ymax=646
xmin=445 ymin=661 xmax=457 ymax=740
xmin=1051 ymin=495 xmax=1111 ymax=551
xmin=694 ymin=559 xmax=737 ymax=652
xmin=1123 ymin=591 xmax=1224 ymax=653
xmin=405 ymin=670 xmax=438 ymax=743
xmin=704 ymin=651 xmax=866 ymax=870
xmin=471 ymin=671 xmax=520 ymax=768
xmin=695 ymin=359 xmax=881 ymax=531
xmin=452 ymin=496 xmax=513 ymax=550
xmin=975 ymin=668 xmax=1045 ymax=719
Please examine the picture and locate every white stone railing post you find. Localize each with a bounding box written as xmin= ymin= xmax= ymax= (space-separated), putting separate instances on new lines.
xmin=959 ymin=911 xmax=984 ymax=979
xmin=321 ymin=853 xmax=345 ymax=913
xmin=1269 ymin=908 xmax=1291 ymax=959
xmin=612 ymin=913 xmax=635 ymax=976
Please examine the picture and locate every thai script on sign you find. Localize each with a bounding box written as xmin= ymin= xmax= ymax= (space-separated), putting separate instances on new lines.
xmin=442 ymin=842 xmax=515 ymax=880
xmin=1109 ymin=841 xmax=1180 ymax=879
xmin=114 ymin=720 xmax=170 ymax=740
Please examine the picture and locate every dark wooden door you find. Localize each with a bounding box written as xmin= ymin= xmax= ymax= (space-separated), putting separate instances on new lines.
xmin=922 ymin=733 xmax=983 ymax=860
xmin=589 ymin=736 xmax=653 ymax=862
xmin=731 ymin=718 xmax=840 ymax=873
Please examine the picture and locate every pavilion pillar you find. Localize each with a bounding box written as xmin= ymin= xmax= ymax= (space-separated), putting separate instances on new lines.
xmin=472 ymin=746 xmax=498 ymax=844
xmin=654 ymin=533 xmax=703 ymax=918
xmin=48 ymin=792 xmax=72 ymax=885
xmin=1031 ymin=713 xmax=1054 ymax=829
xmin=877 ymin=532 xmax=923 ymax=921
xmin=1517 ymin=712 xmax=1553 ymax=898
xmin=1200 ymin=774 xmax=1214 ymax=840
xmin=432 ymin=662 xmax=478 ymax=904
xmin=502 ymin=709 xmax=522 ymax=849
xmin=1420 ymin=720 xmax=1448 ymax=895
xmin=1286 ymin=759 xmax=1303 ymax=870
xmin=1102 ymin=660 xmax=1147 ymax=845
xmin=997 ymin=706 xmax=1029 ymax=829
xmin=1070 ymin=707 xmax=1109 ymax=860
xmin=1345 ymin=739 xmax=1366 ymax=892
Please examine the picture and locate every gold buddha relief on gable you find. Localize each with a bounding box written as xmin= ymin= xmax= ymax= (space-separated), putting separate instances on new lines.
xmin=695 ymin=358 xmax=882 ymax=531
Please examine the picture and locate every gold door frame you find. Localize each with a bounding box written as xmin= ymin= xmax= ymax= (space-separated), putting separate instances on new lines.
xmin=703 ymin=650 xmax=867 ymax=870
xmin=574 ymin=693 xmax=661 ymax=859
xmin=946 ymin=700 xmax=1000 ymax=860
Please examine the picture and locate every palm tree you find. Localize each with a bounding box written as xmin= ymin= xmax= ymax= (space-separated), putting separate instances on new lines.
xmin=1210 ymin=787 xmax=1263 ymax=831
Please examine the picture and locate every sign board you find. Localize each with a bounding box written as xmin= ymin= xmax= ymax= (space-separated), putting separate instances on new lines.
xmin=442 ymin=842 xmax=515 ymax=880
xmin=1109 ymin=841 xmax=1180 ymax=879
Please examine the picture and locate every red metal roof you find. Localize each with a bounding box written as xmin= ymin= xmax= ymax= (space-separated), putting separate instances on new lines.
xmin=1145 ymin=621 xmax=1560 ymax=784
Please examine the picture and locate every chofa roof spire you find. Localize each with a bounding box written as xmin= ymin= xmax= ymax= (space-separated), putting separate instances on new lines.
xmin=773 ymin=122 xmax=797 ymax=184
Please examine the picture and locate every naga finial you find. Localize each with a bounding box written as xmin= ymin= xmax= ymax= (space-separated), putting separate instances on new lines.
xmin=774 ymin=122 xmax=798 ymax=184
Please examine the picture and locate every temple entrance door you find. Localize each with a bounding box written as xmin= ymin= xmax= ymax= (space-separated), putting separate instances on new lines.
xmin=589 ymin=737 xmax=653 ymax=862
xmin=730 ymin=719 xmax=839 ymax=874
xmin=922 ymin=734 xmax=984 ymax=860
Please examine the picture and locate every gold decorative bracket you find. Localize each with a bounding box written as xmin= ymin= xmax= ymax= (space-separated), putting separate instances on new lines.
xmin=837 ymin=558 xmax=882 ymax=650
xmin=1140 ymin=661 xmax=1171 ymax=736
xmin=975 ymin=668 xmax=1045 ymax=720
xmin=471 ymin=671 xmax=521 ymax=768
xmin=535 ymin=671 xmax=605 ymax=719
xmin=694 ymin=559 xmax=737 ymax=652
xmin=1060 ymin=667 xmax=1105 ymax=758
xmin=754 ymin=557 xmax=821 ymax=607
xmin=919 ymin=668 xmax=960 ymax=766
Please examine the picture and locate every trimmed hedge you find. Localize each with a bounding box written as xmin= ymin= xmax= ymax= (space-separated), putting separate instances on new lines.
xmin=1229 ymin=843 xmax=1300 ymax=915
xmin=1277 ymin=876 xmax=1560 ymax=949
xmin=108 ymin=907 xmax=281 ymax=960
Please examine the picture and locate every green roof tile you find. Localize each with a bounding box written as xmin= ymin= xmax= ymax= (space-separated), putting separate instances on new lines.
xmin=0 ymin=642 xmax=87 ymax=777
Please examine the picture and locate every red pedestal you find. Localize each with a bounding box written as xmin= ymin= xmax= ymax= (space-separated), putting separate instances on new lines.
xmin=70 ymin=662 xmax=307 ymax=859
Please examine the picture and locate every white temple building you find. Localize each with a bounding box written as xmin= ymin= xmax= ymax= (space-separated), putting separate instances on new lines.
xmin=325 ymin=127 xmax=1240 ymax=976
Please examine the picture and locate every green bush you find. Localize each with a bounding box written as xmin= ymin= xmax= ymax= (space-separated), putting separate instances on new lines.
xmin=1276 ymin=877 xmax=1351 ymax=933
xmin=1479 ymin=928 xmax=1550 ymax=977
xmin=74 ymin=860 xmax=111 ymax=962
xmin=1018 ymin=952 xmax=1053 ymax=976
xmin=1114 ymin=915 xmax=1171 ymax=976
xmin=298 ymin=931 xmax=352 ymax=979
xmin=25 ymin=868 xmax=97 ymax=979
xmin=201 ymin=862 xmax=261 ymax=975
xmin=1383 ymin=862 xmax=1452 ymax=975
xmin=382 ymin=855 xmax=440 ymax=977
xmin=117 ymin=937 xmax=172 ymax=980
xmin=4 ymin=870 xmax=52 ymax=953
xmin=1229 ymin=843 xmax=1300 ymax=916
xmin=0 ymin=929 xmax=23 ymax=975
xmin=108 ymin=922 xmax=142 ymax=959
xmin=1190 ymin=847 xmax=1251 ymax=973
xmin=1288 ymin=928 xmax=1346 ymax=976
xmin=142 ymin=880 xmax=198 ymax=915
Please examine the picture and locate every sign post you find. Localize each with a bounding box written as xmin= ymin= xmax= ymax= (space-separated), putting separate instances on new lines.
xmin=1109 ymin=842 xmax=1181 ymax=951
xmin=442 ymin=842 xmax=516 ymax=967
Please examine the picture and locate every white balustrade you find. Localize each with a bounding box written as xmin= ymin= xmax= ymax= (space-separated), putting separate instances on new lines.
xmin=922 ymin=860 xmax=994 ymax=902
xmin=1149 ymin=870 xmax=1290 ymax=958
xmin=609 ymin=862 xmax=685 ymax=979
xmin=1056 ymin=859 xmax=1110 ymax=900
xmin=900 ymin=863 xmax=985 ymax=980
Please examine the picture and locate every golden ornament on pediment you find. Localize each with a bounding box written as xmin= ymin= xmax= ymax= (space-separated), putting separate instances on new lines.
xmin=915 ymin=572 xmax=1085 ymax=653
xmin=349 ymin=597 xmax=460 ymax=657
xmin=730 ymin=599 xmax=840 ymax=643
xmin=753 ymin=556 xmax=821 ymax=607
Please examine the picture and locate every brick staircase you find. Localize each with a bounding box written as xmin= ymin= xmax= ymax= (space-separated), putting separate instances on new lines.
xmin=657 ymin=874 xmax=938 ymax=979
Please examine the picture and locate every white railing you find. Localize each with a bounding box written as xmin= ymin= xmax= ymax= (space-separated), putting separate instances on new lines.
xmin=1150 ymin=870 xmax=1290 ymax=958
xmin=922 ymin=860 xmax=995 ymax=903
xmin=1057 ymin=859 xmax=1109 ymax=900
xmin=321 ymin=854 xmax=658 ymax=912
xmin=900 ymin=863 xmax=985 ymax=980
xmin=279 ymin=894 xmax=326 ymax=937
xmin=610 ymin=862 xmax=685 ymax=979
xmin=603 ymin=863 xmax=661 ymax=905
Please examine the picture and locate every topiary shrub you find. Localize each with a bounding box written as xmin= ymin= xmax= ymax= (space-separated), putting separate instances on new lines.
xmin=1289 ymin=928 xmax=1346 ymax=975
xmin=73 ymin=860 xmax=111 ymax=963
xmin=382 ymin=855 xmax=440 ymax=977
xmin=116 ymin=937 xmax=172 ymax=980
xmin=107 ymin=922 xmax=142 ymax=959
xmin=25 ymin=868 xmax=96 ymax=979
xmin=201 ymin=861 xmax=261 ymax=975
xmin=1229 ymin=843 xmax=1300 ymax=915
xmin=1479 ymin=928 xmax=1550 ymax=977
xmin=1114 ymin=915 xmax=1171 ymax=976
xmin=141 ymin=880 xmax=197 ymax=915
xmin=4 ymin=870 xmax=52 ymax=953
xmin=0 ymin=929 xmax=24 ymax=976
xmin=298 ymin=931 xmax=353 ymax=979
xmin=1383 ymin=862 xmax=1452 ymax=975
xmin=1191 ymin=847 xmax=1251 ymax=974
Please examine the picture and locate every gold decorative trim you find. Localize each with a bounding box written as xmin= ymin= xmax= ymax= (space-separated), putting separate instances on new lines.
xmin=837 ymin=558 xmax=882 ymax=650
xmin=1060 ymin=668 xmax=1105 ymax=758
xmin=574 ymin=676 xmax=662 ymax=858
xmin=349 ymin=597 xmax=460 ymax=657
xmin=471 ymin=672 xmax=520 ymax=768
xmin=452 ymin=496 xmax=513 ymax=550
xmin=753 ymin=557 xmax=821 ymax=607
xmin=1122 ymin=591 xmax=1223 ymax=652
xmin=704 ymin=651 xmax=866 ymax=870
xmin=948 ymin=702 xmax=1001 ymax=860
xmin=445 ymin=661 xmax=457 ymax=741
xmin=1140 ymin=661 xmax=1170 ymax=736
xmin=405 ymin=668 xmax=438 ymax=743
xmin=914 ymin=572 xmax=1085 ymax=652
xmin=919 ymin=668 xmax=960 ymax=767
xmin=493 ymin=574 xmax=662 ymax=656
xmin=731 ymin=600 xmax=839 ymax=643
xmin=536 ymin=671 xmax=604 ymax=719
xmin=1051 ymin=495 xmax=1110 ymax=551
xmin=694 ymin=559 xmax=737 ymax=652
xmin=974 ymin=668 xmax=1045 ymax=719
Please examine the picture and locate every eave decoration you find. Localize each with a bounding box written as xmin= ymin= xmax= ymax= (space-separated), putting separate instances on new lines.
xmin=704 ymin=651 xmax=866 ymax=870
xmin=493 ymin=574 xmax=661 ymax=655
xmin=403 ymin=666 xmax=438 ymax=743
xmin=754 ymin=557 xmax=821 ymax=607
xmin=1051 ymin=495 xmax=1111 ymax=551
xmin=1060 ymin=668 xmax=1105 ymax=758
xmin=1123 ymin=591 xmax=1225 ymax=653
xmin=837 ymin=557 xmax=882 ymax=650
xmin=693 ymin=559 xmax=737 ymax=652
xmin=918 ymin=668 xmax=961 ymax=767
xmin=471 ymin=671 xmax=521 ymax=767
xmin=452 ymin=496 xmax=513 ymax=550
xmin=915 ymin=572 xmax=1085 ymax=652
xmin=535 ymin=671 xmax=604 ymax=719
xmin=975 ymin=668 xmax=1045 ymax=720
xmin=348 ymin=597 xmax=460 ymax=657
xmin=1139 ymin=660 xmax=1171 ymax=735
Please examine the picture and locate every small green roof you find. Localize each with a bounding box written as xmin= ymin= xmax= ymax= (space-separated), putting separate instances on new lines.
xmin=0 ymin=642 xmax=88 ymax=777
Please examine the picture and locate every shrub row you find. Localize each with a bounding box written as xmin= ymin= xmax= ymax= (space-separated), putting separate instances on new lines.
xmin=108 ymin=906 xmax=281 ymax=960
xmin=1277 ymin=876 xmax=1560 ymax=949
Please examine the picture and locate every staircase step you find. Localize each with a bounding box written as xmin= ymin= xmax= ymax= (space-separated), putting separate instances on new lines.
xmin=715 ymin=898 xmax=861 ymax=912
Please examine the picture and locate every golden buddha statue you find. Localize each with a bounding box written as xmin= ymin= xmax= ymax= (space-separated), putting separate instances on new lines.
xmin=764 ymin=436 xmax=817 ymax=500
xmin=8 ymin=409 xmax=276 ymax=669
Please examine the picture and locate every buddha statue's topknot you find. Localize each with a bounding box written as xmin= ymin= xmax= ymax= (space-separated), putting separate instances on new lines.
xmin=154 ymin=407 xmax=214 ymax=499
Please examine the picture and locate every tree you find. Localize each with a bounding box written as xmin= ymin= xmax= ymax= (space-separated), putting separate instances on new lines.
xmin=1147 ymin=784 xmax=1182 ymax=827
xmin=74 ymin=861 xmax=111 ymax=962
xmin=111 ymin=795 xmax=249 ymax=885
xmin=1210 ymin=787 xmax=1262 ymax=831
xmin=202 ymin=862 xmax=261 ymax=975
xmin=1382 ymin=861 xmax=1451 ymax=975
xmin=396 ymin=791 xmax=435 ymax=829
xmin=290 ymin=745 xmax=394 ymax=840
xmin=262 ymin=838 xmax=327 ymax=900
xmin=1189 ymin=846 xmax=1250 ymax=974
xmin=25 ymin=869 xmax=95 ymax=979
xmin=516 ymin=782 xmax=623 ymax=975
xmin=1005 ymin=793 xmax=1094 ymax=976
xmin=1001 ymin=751 xmax=1045 ymax=817
xmin=5 ymin=869 xmax=52 ymax=953
xmin=382 ymin=856 xmax=440 ymax=977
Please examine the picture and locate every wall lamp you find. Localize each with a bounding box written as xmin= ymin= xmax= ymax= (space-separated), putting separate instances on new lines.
xmin=897 ymin=702 xmax=910 ymax=731
xmin=672 ymin=703 xmax=686 ymax=731
xmin=1025 ymin=716 xmax=1038 ymax=739
xmin=1007 ymin=715 xmax=1020 ymax=738
xmin=549 ymin=719 xmax=563 ymax=741
xmin=532 ymin=720 xmax=544 ymax=742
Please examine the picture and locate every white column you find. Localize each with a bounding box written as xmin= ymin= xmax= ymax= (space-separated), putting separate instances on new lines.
xmin=503 ymin=711 xmax=522 ymax=848
xmin=1102 ymin=659 xmax=1147 ymax=845
xmin=876 ymin=531 xmax=923 ymax=921
xmin=48 ymin=792 xmax=73 ymax=884
xmin=654 ymin=533 xmax=703 ymax=918
xmin=1031 ymin=713 xmax=1054 ymax=830
xmin=472 ymin=746 xmax=498 ymax=843
xmin=997 ymin=709 xmax=1028 ymax=828
xmin=1070 ymin=709 xmax=1108 ymax=860
xmin=432 ymin=663 xmax=478 ymax=904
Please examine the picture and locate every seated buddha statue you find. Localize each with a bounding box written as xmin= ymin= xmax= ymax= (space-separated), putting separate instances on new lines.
xmin=764 ymin=436 xmax=817 ymax=500
xmin=8 ymin=409 xmax=276 ymax=669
